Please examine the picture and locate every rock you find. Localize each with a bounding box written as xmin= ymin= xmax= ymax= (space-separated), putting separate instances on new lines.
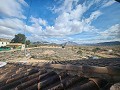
xmin=110 ymin=83 xmax=120 ymax=90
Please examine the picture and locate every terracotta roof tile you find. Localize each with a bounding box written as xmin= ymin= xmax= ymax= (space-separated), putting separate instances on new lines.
xmin=0 ymin=63 xmax=120 ymax=90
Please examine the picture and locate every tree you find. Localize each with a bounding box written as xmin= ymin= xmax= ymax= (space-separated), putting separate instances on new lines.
xmin=26 ymin=40 xmax=31 ymax=45
xmin=11 ymin=33 xmax=26 ymax=44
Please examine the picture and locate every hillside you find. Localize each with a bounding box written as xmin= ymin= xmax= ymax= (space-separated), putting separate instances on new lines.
xmin=97 ymin=41 xmax=120 ymax=46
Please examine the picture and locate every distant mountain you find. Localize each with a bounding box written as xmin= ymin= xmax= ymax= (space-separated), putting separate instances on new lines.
xmin=63 ymin=41 xmax=79 ymax=46
xmin=96 ymin=41 xmax=120 ymax=46
xmin=33 ymin=41 xmax=50 ymax=44
xmin=32 ymin=41 xmax=120 ymax=46
xmin=76 ymin=41 xmax=120 ymax=46
xmin=64 ymin=41 xmax=120 ymax=46
xmin=32 ymin=41 xmax=60 ymax=46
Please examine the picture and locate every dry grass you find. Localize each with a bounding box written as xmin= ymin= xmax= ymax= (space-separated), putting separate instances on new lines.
xmin=0 ymin=45 xmax=120 ymax=62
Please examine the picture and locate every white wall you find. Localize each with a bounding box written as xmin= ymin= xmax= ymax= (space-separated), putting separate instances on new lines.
xmin=0 ymin=42 xmax=10 ymax=47
xmin=21 ymin=44 xmax=25 ymax=50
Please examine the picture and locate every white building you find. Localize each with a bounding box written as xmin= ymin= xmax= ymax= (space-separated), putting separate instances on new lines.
xmin=0 ymin=38 xmax=10 ymax=47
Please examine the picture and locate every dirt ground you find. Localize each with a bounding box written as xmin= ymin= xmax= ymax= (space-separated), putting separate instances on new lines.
xmin=42 ymin=50 xmax=55 ymax=55
xmin=1 ymin=45 xmax=120 ymax=63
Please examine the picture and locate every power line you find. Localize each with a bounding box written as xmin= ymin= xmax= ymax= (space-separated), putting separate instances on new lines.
xmin=24 ymin=0 xmax=33 ymax=57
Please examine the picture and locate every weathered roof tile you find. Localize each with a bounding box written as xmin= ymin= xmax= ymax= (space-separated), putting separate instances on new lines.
xmin=0 ymin=63 xmax=120 ymax=90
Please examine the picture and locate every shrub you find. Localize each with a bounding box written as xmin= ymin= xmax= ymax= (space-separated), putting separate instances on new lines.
xmin=77 ymin=50 xmax=82 ymax=55
xmin=92 ymin=47 xmax=101 ymax=54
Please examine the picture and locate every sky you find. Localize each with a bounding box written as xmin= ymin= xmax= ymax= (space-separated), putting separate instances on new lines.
xmin=0 ymin=0 xmax=120 ymax=44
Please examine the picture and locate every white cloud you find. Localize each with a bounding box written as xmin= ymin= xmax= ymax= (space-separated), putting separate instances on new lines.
xmin=0 ymin=18 xmax=26 ymax=38
xmin=100 ymin=24 xmax=120 ymax=39
xmin=102 ymin=0 xmax=116 ymax=8
xmin=0 ymin=0 xmax=28 ymax=39
xmin=0 ymin=0 xmax=119 ymax=43
xmin=43 ymin=0 xmax=99 ymax=36
xmin=27 ymin=34 xmax=49 ymax=42
xmin=0 ymin=26 xmax=15 ymax=35
xmin=0 ymin=34 xmax=14 ymax=39
xmin=30 ymin=16 xmax=47 ymax=26
xmin=19 ymin=0 xmax=120 ymax=43
xmin=74 ymin=24 xmax=120 ymax=44
xmin=24 ymin=17 xmax=48 ymax=37
xmin=0 ymin=0 xmax=27 ymax=19
xmin=85 ymin=10 xmax=102 ymax=24
xmin=0 ymin=18 xmax=24 ymax=30
xmin=25 ymin=0 xmax=104 ymax=43
xmin=54 ymin=0 xmax=79 ymax=13
xmin=18 ymin=0 xmax=29 ymax=7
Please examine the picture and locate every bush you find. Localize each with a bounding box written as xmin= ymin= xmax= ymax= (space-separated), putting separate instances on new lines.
xmin=77 ymin=50 xmax=82 ymax=55
xmin=30 ymin=55 xmax=36 ymax=58
xmin=92 ymin=47 xmax=101 ymax=53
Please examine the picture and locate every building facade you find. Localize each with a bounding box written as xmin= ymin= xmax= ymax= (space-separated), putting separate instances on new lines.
xmin=6 ymin=43 xmax=25 ymax=50
xmin=0 ymin=38 xmax=10 ymax=47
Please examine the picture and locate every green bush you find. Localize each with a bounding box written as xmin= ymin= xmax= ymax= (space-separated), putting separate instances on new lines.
xmin=92 ymin=47 xmax=101 ymax=53
xmin=77 ymin=50 xmax=82 ymax=55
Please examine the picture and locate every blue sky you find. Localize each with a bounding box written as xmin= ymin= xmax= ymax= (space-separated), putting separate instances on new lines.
xmin=0 ymin=0 xmax=120 ymax=44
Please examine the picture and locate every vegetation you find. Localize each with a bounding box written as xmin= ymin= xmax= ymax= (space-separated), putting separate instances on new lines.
xmin=92 ymin=47 xmax=101 ymax=54
xmin=0 ymin=45 xmax=120 ymax=61
xmin=77 ymin=50 xmax=82 ymax=55
xmin=11 ymin=33 xmax=26 ymax=44
xmin=26 ymin=40 xmax=31 ymax=45
xmin=11 ymin=33 xmax=31 ymax=45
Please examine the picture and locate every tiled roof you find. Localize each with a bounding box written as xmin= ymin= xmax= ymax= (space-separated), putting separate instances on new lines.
xmin=0 ymin=62 xmax=120 ymax=90
xmin=0 ymin=38 xmax=10 ymax=42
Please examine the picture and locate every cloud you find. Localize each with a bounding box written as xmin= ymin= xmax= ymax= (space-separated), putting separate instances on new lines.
xmin=0 ymin=25 xmax=17 ymax=39
xmin=27 ymin=34 xmax=49 ymax=42
xmin=0 ymin=0 xmax=119 ymax=43
xmin=18 ymin=0 xmax=29 ymax=7
xmin=0 ymin=18 xmax=24 ymax=30
xmin=26 ymin=2 xmax=89 ymax=36
xmin=0 ymin=0 xmax=27 ymax=19
xmin=0 ymin=18 xmax=25 ymax=38
xmin=79 ymin=24 xmax=120 ymax=44
xmin=0 ymin=26 xmax=15 ymax=35
xmin=102 ymin=0 xmax=116 ymax=8
xmin=30 ymin=16 xmax=47 ymax=26
xmin=43 ymin=0 xmax=100 ymax=36
xmin=0 ymin=0 xmax=28 ymax=39
xmin=54 ymin=0 xmax=79 ymax=13
xmin=85 ymin=10 xmax=102 ymax=24
xmin=100 ymin=24 xmax=120 ymax=39
xmin=26 ymin=0 xmax=108 ymax=43
xmin=24 ymin=17 xmax=48 ymax=39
